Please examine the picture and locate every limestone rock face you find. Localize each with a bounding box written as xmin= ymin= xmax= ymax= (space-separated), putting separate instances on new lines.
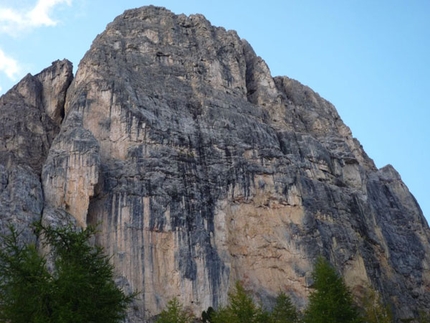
xmin=42 ymin=111 xmax=100 ymax=227
xmin=0 ymin=60 xmax=73 ymax=238
xmin=1 ymin=6 xmax=430 ymax=321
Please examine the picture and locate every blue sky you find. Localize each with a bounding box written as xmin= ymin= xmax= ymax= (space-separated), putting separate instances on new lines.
xmin=1 ymin=0 xmax=429 ymax=222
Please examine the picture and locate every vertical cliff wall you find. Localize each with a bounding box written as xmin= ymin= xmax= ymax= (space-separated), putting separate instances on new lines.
xmin=0 ymin=60 xmax=73 ymax=238
xmin=1 ymin=6 xmax=429 ymax=322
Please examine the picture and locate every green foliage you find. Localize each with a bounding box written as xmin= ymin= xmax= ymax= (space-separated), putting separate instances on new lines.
xmin=0 ymin=224 xmax=135 ymax=323
xmin=360 ymin=285 xmax=393 ymax=323
xmin=270 ymin=292 xmax=299 ymax=323
xmin=303 ymin=256 xmax=363 ymax=323
xmin=417 ymin=309 xmax=430 ymax=323
xmin=211 ymin=281 xmax=268 ymax=323
xmin=156 ymin=298 xmax=193 ymax=323
xmin=0 ymin=226 xmax=52 ymax=323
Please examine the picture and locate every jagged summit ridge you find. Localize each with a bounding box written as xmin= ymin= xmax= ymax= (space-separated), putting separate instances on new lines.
xmin=0 ymin=59 xmax=73 ymax=242
xmin=1 ymin=6 xmax=429 ymax=321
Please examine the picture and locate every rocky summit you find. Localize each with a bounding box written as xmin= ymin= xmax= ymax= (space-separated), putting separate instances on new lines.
xmin=1 ymin=5 xmax=429 ymax=321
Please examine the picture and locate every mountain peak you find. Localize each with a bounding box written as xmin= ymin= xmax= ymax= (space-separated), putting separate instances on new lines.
xmin=1 ymin=6 xmax=429 ymax=321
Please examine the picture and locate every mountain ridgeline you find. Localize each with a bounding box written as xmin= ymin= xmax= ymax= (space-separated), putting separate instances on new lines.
xmin=0 ymin=6 xmax=429 ymax=322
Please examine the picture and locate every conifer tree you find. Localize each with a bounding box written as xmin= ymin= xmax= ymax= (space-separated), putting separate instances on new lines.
xmin=303 ymin=256 xmax=362 ymax=323
xmin=0 ymin=226 xmax=52 ymax=323
xmin=211 ymin=281 xmax=268 ymax=323
xmin=0 ymin=224 xmax=135 ymax=323
xmin=156 ymin=298 xmax=193 ymax=323
xmin=270 ymin=292 xmax=299 ymax=323
xmin=360 ymin=285 xmax=393 ymax=323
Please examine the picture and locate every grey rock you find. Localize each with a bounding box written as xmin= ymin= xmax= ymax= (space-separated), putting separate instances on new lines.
xmin=0 ymin=60 xmax=73 ymax=239
xmin=1 ymin=6 xmax=429 ymax=322
xmin=0 ymin=60 xmax=73 ymax=173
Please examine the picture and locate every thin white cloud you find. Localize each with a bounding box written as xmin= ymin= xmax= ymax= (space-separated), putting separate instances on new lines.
xmin=0 ymin=48 xmax=21 ymax=80
xmin=0 ymin=0 xmax=72 ymax=36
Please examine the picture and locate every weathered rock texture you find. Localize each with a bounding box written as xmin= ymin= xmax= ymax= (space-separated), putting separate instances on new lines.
xmin=1 ymin=6 xmax=430 ymax=321
xmin=0 ymin=60 xmax=73 ymax=239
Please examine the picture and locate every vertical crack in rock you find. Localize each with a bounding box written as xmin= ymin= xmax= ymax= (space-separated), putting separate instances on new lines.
xmin=42 ymin=110 xmax=100 ymax=227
